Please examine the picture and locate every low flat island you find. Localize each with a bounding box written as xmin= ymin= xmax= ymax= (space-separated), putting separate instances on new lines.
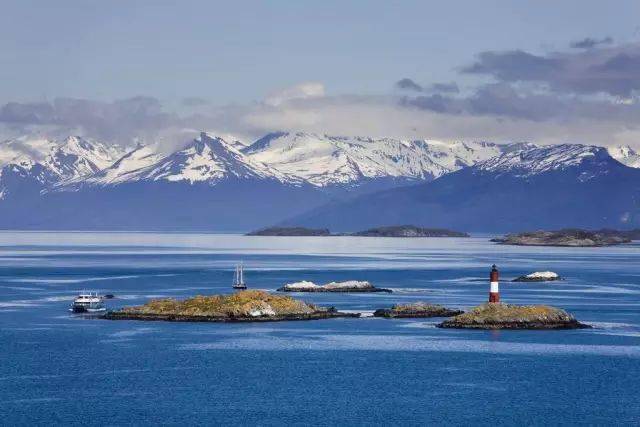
xmin=491 ymin=229 xmax=632 ymax=247
xmin=246 ymin=227 xmax=330 ymax=236
xmin=246 ymin=224 xmax=468 ymax=237
xmin=374 ymin=302 xmax=463 ymax=318
xmin=351 ymin=225 xmax=469 ymax=238
xmin=104 ymin=290 xmax=359 ymax=322
xmin=437 ymin=303 xmax=590 ymax=329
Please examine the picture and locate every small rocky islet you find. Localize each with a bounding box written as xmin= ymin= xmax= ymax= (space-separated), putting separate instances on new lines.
xmin=513 ymin=271 xmax=562 ymax=282
xmin=437 ymin=303 xmax=590 ymax=330
xmin=373 ymin=302 xmax=463 ymax=318
xmin=491 ymin=229 xmax=634 ymax=247
xmin=277 ymin=280 xmax=392 ymax=293
xmin=104 ymin=290 xmax=358 ymax=323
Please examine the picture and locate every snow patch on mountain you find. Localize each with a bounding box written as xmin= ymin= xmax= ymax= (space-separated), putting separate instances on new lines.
xmin=0 ymin=136 xmax=124 ymax=177
xmin=475 ymin=144 xmax=608 ymax=178
xmin=609 ymin=145 xmax=640 ymax=168
xmin=74 ymin=144 xmax=165 ymax=186
xmin=243 ymin=131 xmax=512 ymax=187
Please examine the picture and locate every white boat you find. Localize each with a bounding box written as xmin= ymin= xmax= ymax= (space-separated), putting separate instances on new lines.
xmin=70 ymin=292 xmax=106 ymax=313
xmin=232 ymin=263 xmax=247 ymax=290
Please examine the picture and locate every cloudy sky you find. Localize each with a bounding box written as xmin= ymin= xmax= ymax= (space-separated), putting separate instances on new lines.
xmin=2 ymin=0 xmax=640 ymax=147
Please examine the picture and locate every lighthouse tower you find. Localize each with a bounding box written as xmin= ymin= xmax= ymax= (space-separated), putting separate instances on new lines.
xmin=489 ymin=264 xmax=500 ymax=303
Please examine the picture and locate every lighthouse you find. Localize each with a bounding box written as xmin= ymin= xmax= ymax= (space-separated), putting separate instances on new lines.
xmin=489 ymin=264 xmax=500 ymax=303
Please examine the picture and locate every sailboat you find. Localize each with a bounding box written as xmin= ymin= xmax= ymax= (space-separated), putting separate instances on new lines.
xmin=232 ymin=262 xmax=247 ymax=290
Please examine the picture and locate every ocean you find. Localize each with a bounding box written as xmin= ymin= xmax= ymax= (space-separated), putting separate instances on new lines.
xmin=1 ymin=232 xmax=639 ymax=425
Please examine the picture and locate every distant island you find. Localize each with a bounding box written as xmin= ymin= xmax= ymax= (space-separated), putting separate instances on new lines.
xmin=438 ymin=303 xmax=589 ymax=329
xmin=246 ymin=227 xmax=330 ymax=236
xmin=278 ymin=280 xmax=392 ymax=293
xmin=491 ymin=229 xmax=634 ymax=247
xmin=247 ymin=224 xmax=468 ymax=237
xmin=596 ymin=228 xmax=640 ymax=240
xmin=373 ymin=302 xmax=463 ymax=318
xmin=351 ymin=225 xmax=469 ymax=237
xmin=103 ymin=290 xmax=359 ymax=322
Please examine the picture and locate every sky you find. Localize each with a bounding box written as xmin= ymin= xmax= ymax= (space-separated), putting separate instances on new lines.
xmin=2 ymin=0 xmax=640 ymax=146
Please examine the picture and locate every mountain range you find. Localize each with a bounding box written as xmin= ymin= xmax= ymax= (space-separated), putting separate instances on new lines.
xmin=0 ymin=131 xmax=638 ymax=231
xmin=287 ymin=144 xmax=640 ymax=232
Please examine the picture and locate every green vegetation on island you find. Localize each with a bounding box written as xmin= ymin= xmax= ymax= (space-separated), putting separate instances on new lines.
xmin=373 ymin=302 xmax=464 ymax=318
xmin=104 ymin=290 xmax=359 ymax=322
xmin=437 ymin=303 xmax=589 ymax=329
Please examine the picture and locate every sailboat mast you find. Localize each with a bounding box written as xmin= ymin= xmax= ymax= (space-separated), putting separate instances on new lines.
xmin=240 ymin=262 xmax=244 ymax=284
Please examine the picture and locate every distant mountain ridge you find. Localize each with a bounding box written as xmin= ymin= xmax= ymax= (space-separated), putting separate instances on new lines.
xmin=242 ymin=131 xmax=519 ymax=191
xmin=0 ymin=133 xmax=325 ymax=231
xmin=0 ymin=136 xmax=125 ymax=201
xmin=285 ymin=144 xmax=640 ymax=232
xmin=0 ymin=131 xmax=638 ymax=231
xmin=60 ymin=133 xmax=302 ymax=190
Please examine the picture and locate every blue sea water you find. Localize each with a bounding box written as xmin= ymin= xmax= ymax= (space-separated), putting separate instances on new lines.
xmin=1 ymin=232 xmax=639 ymax=425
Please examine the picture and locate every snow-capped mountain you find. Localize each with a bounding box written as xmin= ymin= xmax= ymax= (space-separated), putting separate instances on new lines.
xmin=67 ymin=132 xmax=298 ymax=188
xmin=286 ymin=144 xmax=640 ymax=232
xmin=609 ymin=145 xmax=640 ymax=168
xmin=58 ymin=131 xmax=515 ymax=195
xmin=127 ymin=133 xmax=297 ymax=184
xmin=243 ymin=131 xmax=515 ymax=188
xmin=0 ymin=136 xmax=125 ymax=199
xmin=0 ymin=135 xmax=123 ymax=178
xmin=2 ymin=132 xmax=327 ymax=231
xmin=475 ymin=144 xmax=610 ymax=180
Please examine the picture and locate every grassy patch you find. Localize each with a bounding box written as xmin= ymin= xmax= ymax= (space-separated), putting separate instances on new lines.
xmin=391 ymin=302 xmax=448 ymax=312
xmin=120 ymin=290 xmax=317 ymax=317
xmin=446 ymin=303 xmax=575 ymax=324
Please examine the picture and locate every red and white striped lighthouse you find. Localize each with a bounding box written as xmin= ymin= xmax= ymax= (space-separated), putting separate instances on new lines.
xmin=489 ymin=264 xmax=500 ymax=303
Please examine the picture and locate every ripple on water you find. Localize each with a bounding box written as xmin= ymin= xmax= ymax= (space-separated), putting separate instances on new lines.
xmin=178 ymin=334 xmax=640 ymax=357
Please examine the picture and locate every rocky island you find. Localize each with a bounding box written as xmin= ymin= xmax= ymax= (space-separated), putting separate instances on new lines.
xmin=278 ymin=280 xmax=392 ymax=293
xmin=437 ymin=303 xmax=589 ymax=329
xmin=513 ymin=271 xmax=562 ymax=282
xmin=352 ymin=225 xmax=469 ymax=238
xmin=491 ymin=229 xmax=631 ymax=247
xmin=246 ymin=224 xmax=469 ymax=238
xmin=246 ymin=227 xmax=330 ymax=236
xmin=373 ymin=302 xmax=463 ymax=318
xmin=103 ymin=290 xmax=359 ymax=322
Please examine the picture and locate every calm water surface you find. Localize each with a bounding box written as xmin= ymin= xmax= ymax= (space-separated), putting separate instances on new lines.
xmin=1 ymin=232 xmax=639 ymax=425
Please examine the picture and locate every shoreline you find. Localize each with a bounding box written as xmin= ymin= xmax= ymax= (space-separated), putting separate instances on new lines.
xmin=437 ymin=320 xmax=591 ymax=330
xmin=103 ymin=310 xmax=361 ymax=323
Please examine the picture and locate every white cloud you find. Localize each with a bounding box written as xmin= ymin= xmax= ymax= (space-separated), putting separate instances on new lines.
xmin=264 ymin=82 xmax=325 ymax=106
